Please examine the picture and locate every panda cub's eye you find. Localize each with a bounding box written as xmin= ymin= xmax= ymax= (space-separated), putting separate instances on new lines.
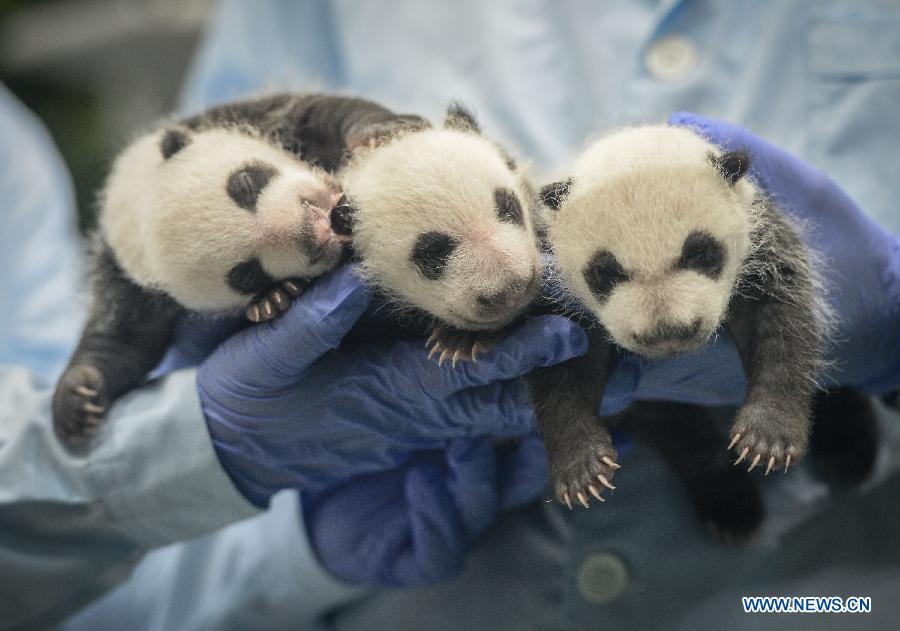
xmin=227 ymin=161 xmax=278 ymax=211
xmin=583 ymin=249 xmax=629 ymax=302
xmin=494 ymin=187 xmax=524 ymax=225
xmin=677 ymin=231 xmax=726 ymax=279
xmin=411 ymin=232 xmax=460 ymax=280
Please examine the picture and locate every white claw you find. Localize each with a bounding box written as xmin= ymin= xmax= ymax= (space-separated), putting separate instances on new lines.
xmin=74 ymin=385 xmax=98 ymax=398
xmin=727 ymin=433 xmax=741 ymax=450
xmin=784 ymin=453 xmax=792 ymax=473
xmin=576 ymin=492 xmax=589 ymax=509
xmin=451 ymin=350 xmax=463 ymax=368
xmin=748 ymin=453 xmax=761 ymax=472
xmin=562 ymin=492 xmax=573 ymax=510
xmin=246 ymin=305 xmax=261 ymax=322
xmin=765 ymin=455 xmax=776 ymax=476
xmin=601 ymin=456 xmax=620 ymax=470
xmin=438 ymin=350 xmax=450 ymax=366
xmin=262 ymin=300 xmax=273 ymax=318
xmin=598 ymin=474 xmax=616 ymax=491
xmin=83 ymin=402 xmax=105 ymax=414
xmin=427 ymin=344 xmax=441 ymax=360
xmin=426 ymin=330 xmax=439 ymax=347
xmin=588 ymin=485 xmax=603 ymax=501
xmin=734 ymin=446 xmax=750 ymax=466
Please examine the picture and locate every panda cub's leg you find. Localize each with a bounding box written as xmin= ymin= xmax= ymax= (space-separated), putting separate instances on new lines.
xmin=627 ymin=401 xmax=765 ymax=543
xmin=425 ymin=325 xmax=503 ymax=366
xmin=245 ymin=278 xmax=310 ymax=322
xmin=53 ymin=237 xmax=182 ymax=441
xmin=725 ymin=205 xmax=820 ymax=474
xmin=528 ymin=330 xmax=620 ymax=509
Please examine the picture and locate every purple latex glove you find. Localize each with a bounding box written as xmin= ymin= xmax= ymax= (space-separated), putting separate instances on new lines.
xmin=196 ymin=266 xmax=588 ymax=509
xmin=599 ymin=114 xmax=900 ymax=413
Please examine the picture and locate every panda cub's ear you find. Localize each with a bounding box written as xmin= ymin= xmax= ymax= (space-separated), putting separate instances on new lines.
xmin=710 ymin=149 xmax=751 ymax=185
xmin=539 ymin=179 xmax=573 ymax=211
xmin=345 ymin=115 xmax=431 ymax=152
xmin=159 ymin=126 xmax=191 ymax=159
xmin=444 ymin=102 xmax=480 ymax=134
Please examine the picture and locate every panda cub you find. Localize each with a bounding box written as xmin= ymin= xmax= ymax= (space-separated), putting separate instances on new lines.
xmin=332 ymin=105 xmax=544 ymax=363
xmin=52 ymin=126 xmax=350 ymax=440
xmin=535 ymin=124 xmax=829 ymax=510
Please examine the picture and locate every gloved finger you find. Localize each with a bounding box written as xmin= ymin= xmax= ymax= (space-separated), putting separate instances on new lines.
xmin=443 ymin=438 xmax=499 ymax=540
xmin=216 ymin=266 xmax=373 ymax=388
xmin=391 ymin=459 xmax=468 ymax=586
xmin=436 ymin=316 xmax=588 ymax=395
xmin=439 ymin=378 xmax=535 ymax=438
xmin=496 ymin=433 xmax=550 ymax=511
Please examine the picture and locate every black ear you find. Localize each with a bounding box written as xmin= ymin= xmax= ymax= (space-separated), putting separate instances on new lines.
xmin=539 ymin=179 xmax=573 ymax=211
xmin=345 ymin=115 xmax=431 ymax=151
xmin=444 ymin=102 xmax=480 ymax=133
xmin=711 ymin=149 xmax=751 ymax=185
xmin=160 ymin=127 xmax=190 ymax=159
xmin=330 ymin=194 xmax=356 ymax=236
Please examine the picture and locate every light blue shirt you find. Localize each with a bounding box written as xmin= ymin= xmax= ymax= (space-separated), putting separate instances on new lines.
xmin=1 ymin=1 xmax=898 ymax=629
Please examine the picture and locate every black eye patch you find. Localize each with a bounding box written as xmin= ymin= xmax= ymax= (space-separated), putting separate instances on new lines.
xmin=494 ymin=187 xmax=524 ymax=225
xmin=411 ymin=232 xmax=459 ymax=280
xmin=583 ymin=249 xmax=629 ymax=302
xmin=676 ymin=231 xmax=726 ymax=279
xmin=160 ymin=129 xmax=190 ymax=159
xmin=227 ymin=257 xmax=275 ymax=295
xmin=227 ymin=162 xmax=278 ymax=211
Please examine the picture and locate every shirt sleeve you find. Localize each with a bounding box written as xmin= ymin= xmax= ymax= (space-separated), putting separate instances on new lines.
xmin=0 ymin=365 xmax=259 ymax=628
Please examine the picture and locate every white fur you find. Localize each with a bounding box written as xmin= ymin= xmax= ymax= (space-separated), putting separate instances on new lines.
xmin=549 ymin=125 xmax=761 ymax=355
xmin=101 ymin=127 xmax=342 ymax=311
xmin=342 ymin=127 xmax=543 ymax=330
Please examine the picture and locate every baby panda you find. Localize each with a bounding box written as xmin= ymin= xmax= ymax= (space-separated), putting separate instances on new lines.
xmin=332 ymin=104 xmax=544 ymax=363
xmin=52 ymin=126 xmax=350 ymax=440
xmin=534 ymin=124 xmax=829 ymax=519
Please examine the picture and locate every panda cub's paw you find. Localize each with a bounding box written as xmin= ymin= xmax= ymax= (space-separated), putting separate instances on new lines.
xmin=245 ymin=279 xmax=309 ymax=323
xmin=548 ymin=429 xmax=620 ymax=510
xmin=425 ymin=326 xmax=501 ymax=367
xmin=728 ymin=403 xmax=810 ymax=475
xmin=52 ymin=364 xmax=107 ymax=440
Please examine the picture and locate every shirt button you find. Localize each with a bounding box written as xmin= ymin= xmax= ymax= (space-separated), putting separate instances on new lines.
xmin=577 ymin=552 xmax=629 ymax=604
xmin=645 ymin=35 xmax=698 ymax=81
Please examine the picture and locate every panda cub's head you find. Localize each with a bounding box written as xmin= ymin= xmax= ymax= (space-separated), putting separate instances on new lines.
xmin=101 ymin=126 xmax=348 ymax=313
xmin=337 ymin=105 xmax=543 ymax=331
xmin=544 ymin=124 xmax=760 ymax=358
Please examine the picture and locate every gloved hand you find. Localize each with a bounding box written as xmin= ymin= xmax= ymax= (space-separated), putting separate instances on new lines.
xmin=196 ymin=266 xmax=588 ymax=509
xmin=599 ymin=114 xmax=900 ymax=414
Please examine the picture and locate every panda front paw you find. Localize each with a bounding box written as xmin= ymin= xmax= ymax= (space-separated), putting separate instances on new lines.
xmin=548 ymin=430 xmax=620 ymax=510
xmin=246 ymin=279 xmax=308 ymax=322
xmin=728 ymin=403 xmax=810 ymax=475
xmin=425 ymin=326 xmax=501 ymax=367
xmin=52 ymin=364 xmax=107 ymax=440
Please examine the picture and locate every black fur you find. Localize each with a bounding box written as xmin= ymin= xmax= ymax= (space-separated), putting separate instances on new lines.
xmin=443 ymin=102 xmax=480 ymax=133
xmin=677 ymin=231 xmax=726 ymax=279
xmin=582 ymin=249 xmax=629 ymax=302
xmin=711 ymin=149 xmax=751 ymax=185
xmin=539 ymin=179 xmax=572 ymax=211
xmin=160 ymin=128 xmax=190 ymax=159
xmin=184 ymin=93 xmax=429 ymax=172
xmin=494 ymin=187 xmax=524 ymax=225
xmin=411 ymin=232 xmax=459 ymax=280
xmin=53 ymin=237 xmax=182 ymax=442
xmin=226 ymin=162 xmax=278 ymax=211
xmin=227 ymin=258 xmax=277 ymax=295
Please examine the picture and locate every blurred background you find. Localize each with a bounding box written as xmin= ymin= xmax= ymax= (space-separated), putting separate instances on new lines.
xmin=0 ymin=0 xmax=215 ymax=233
